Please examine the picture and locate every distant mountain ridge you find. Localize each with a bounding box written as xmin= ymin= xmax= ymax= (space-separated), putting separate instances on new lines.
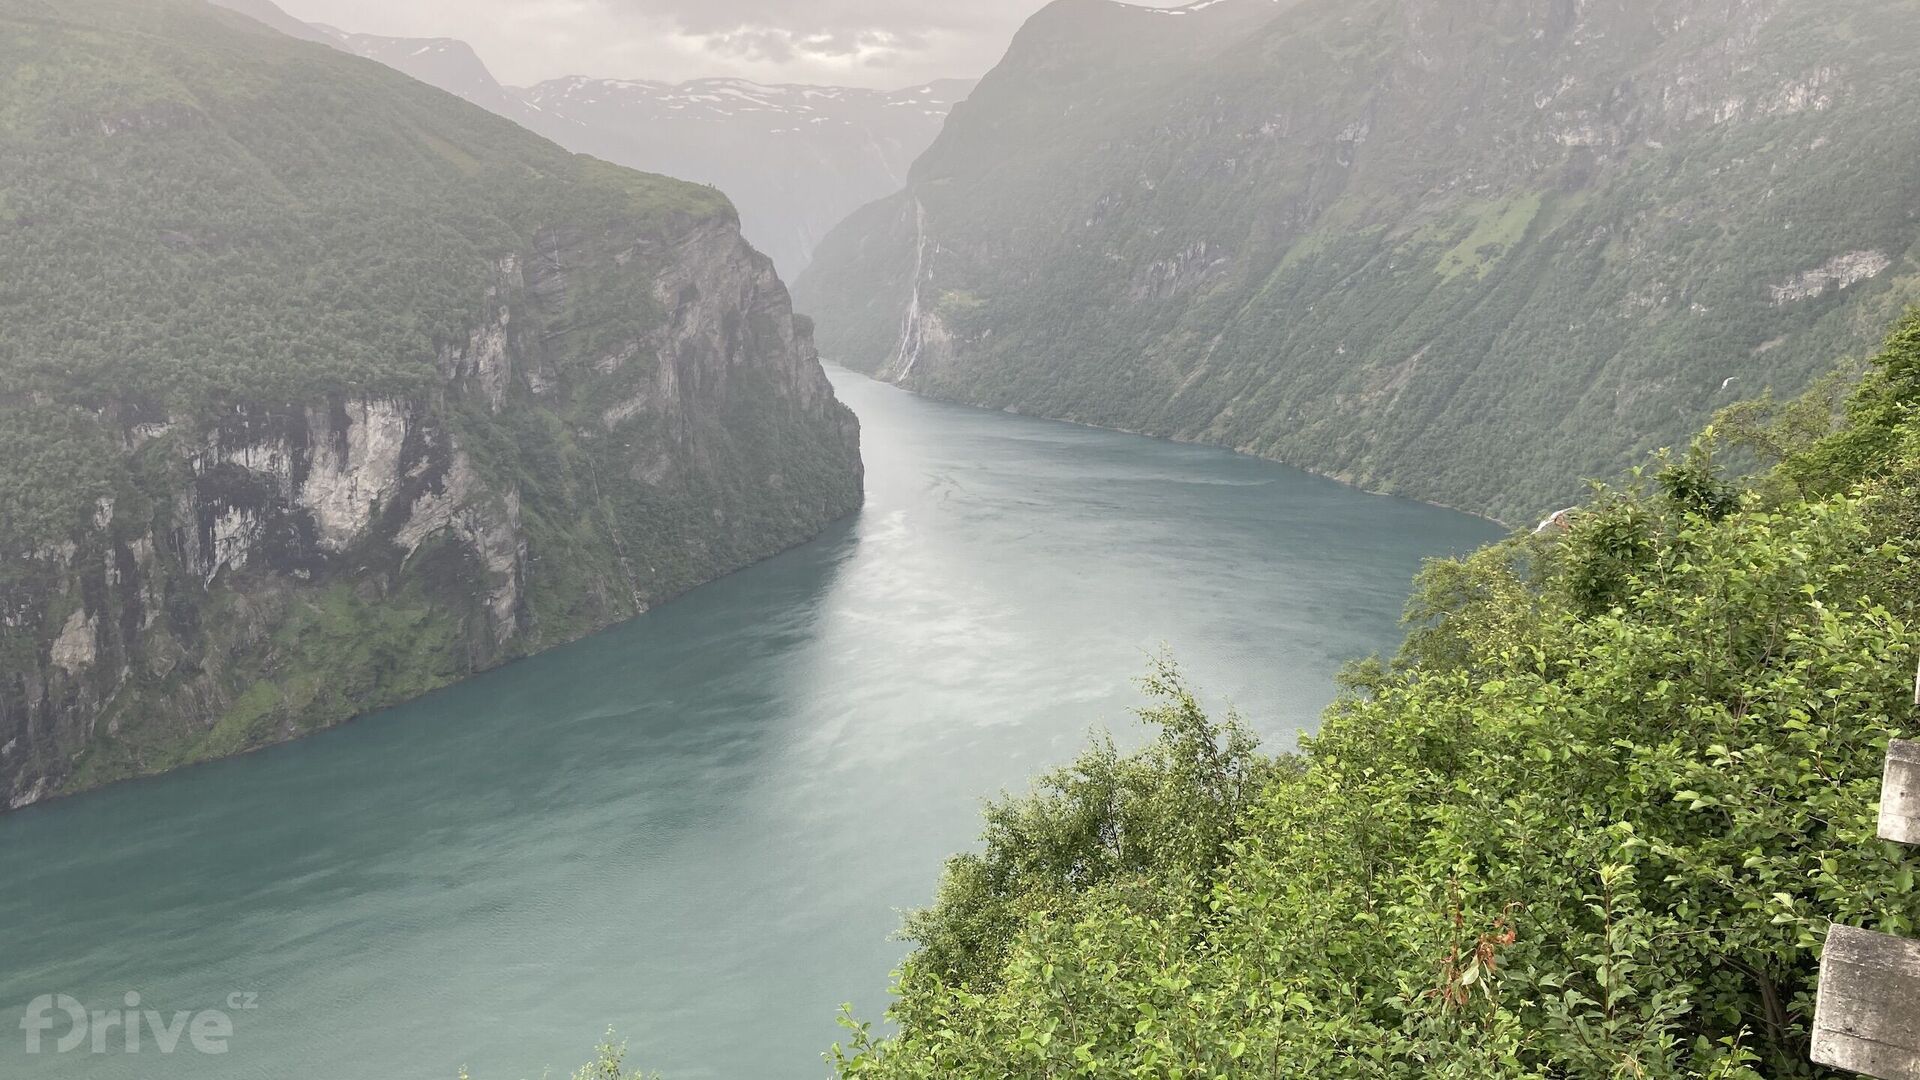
xmin=209 ymin=0 xmax=973 ymax=276
xmin=516 ymin=76 xmax=974 ymax=278
xmin=798 ymin=0 xmax=1920 ymax=524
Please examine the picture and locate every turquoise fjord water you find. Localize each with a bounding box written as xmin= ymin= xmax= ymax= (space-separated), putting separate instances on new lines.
xmin=0 ymin=370 xmax=1498 ymax=1080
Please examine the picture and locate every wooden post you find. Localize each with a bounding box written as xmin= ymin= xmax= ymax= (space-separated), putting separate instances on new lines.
xmin=1813 ymin=737 xmax=1920 ymax=1078
xmin=1884 ymin=741 xmax=1920 ymax=847
xmin=1814 ymin=927 xmax=1920 ymax=1078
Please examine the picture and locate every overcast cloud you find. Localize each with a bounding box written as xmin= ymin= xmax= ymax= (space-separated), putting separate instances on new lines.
xmin=272 ymin=0 xmax=1181 ymax=89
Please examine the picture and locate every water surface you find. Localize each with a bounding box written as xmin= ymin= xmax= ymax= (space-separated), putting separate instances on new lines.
xmin=0 ymin=371 xmax=1498 ymax=1079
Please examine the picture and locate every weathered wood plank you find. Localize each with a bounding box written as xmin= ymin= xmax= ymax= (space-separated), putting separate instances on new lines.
xmin=1884 ymin=741 xmax=1920 ymax=847
xmin=1814 ymin=925 xmax=1920 ymax=1079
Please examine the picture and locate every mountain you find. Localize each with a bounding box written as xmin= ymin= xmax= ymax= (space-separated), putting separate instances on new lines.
xmin=796 ymin=0 xmax=1920 ymax=523
xmin=517 ymin=76 xmax=977 ymax=278
xmin=201 ymin=0 xmax=331 ymax=42
xmin=321 ymin=30 xmax=535 ymax=120
xmin=0 ymin=0 xmax=863 ymax=809
xmin=210 ymin=0 xmax=973 ymax=278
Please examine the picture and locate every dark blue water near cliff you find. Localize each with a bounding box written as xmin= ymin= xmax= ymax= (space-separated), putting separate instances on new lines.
xmin=0 ymin=370 xmax=1499 ymax=1079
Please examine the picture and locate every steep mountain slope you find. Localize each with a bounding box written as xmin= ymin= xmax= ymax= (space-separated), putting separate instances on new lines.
xmin=0 ymin=0 xmax=863 ymax=809
xmin=202 ymin=0 xmax=331 ymax=42
xmin=211 ymin=0 xmax=972 ymax=278
xmin=322 ymin=30 xmax=536 ymax=120
xmin=797 ymin=0 xmax=1920 ymax=523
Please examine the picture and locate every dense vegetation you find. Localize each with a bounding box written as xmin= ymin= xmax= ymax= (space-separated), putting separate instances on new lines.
xmin=825 ymin=316 xmax=1920 ymax=1077
xmin=798 ymin=0 xmax=1920 ymax=524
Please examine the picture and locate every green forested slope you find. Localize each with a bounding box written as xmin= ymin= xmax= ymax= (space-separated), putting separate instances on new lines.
xmin=0 ymin=0 xmax=728 ymax=542
xmin=827 ymin=316 xmax=1920 ymax=1077
xmin=0 ymin=0 xmax=862 ymax=806
xmin=799 ymin=0 xmax=1920 ymax=523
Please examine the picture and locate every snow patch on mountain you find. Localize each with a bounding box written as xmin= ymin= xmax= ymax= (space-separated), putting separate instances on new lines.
xmin=521 ymin=76 xmax=968 ymax=135
xmin=1131 ymin=0 xmax=1276 ymax=14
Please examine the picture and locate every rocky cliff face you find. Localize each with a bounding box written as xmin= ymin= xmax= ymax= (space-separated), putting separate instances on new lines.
xmin=1 ymin=215 xmax=859 ymax=810
xmin=799 ymin=0 xmax=1920 ymax=523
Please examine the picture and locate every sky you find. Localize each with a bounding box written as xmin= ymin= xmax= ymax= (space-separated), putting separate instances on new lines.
xmin=272 ymin=0 xmax=1186 ymax=89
